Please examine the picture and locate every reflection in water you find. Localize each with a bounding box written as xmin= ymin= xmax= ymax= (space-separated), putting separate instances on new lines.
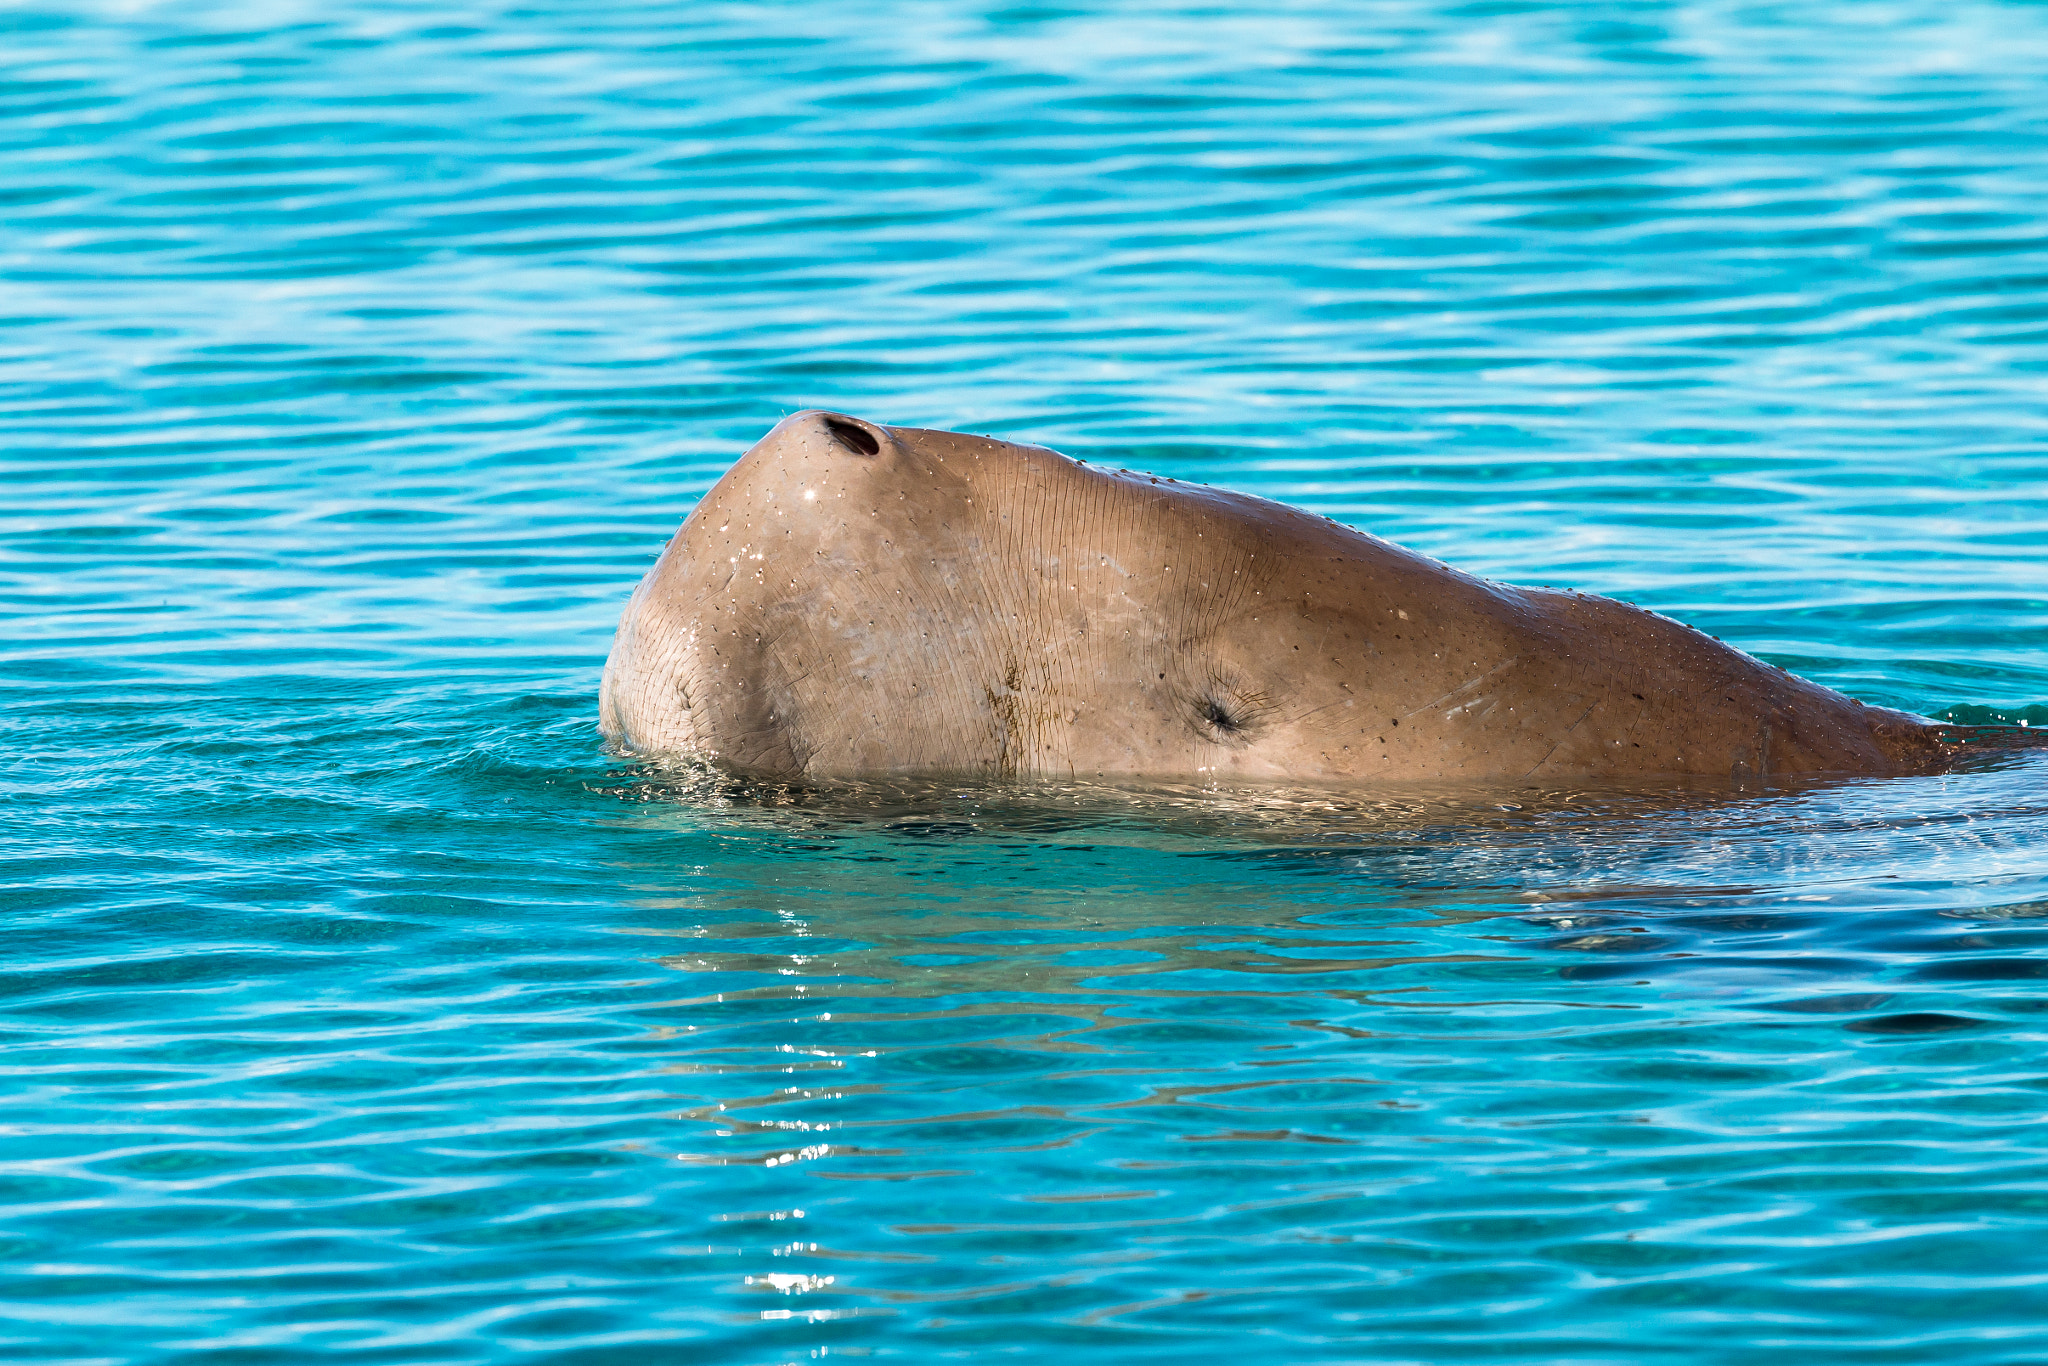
xmin=561 ymin=756 xmax=2048 ymax=1351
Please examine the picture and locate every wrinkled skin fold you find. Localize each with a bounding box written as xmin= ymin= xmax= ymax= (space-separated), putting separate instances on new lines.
xmin=601 ymin=410 xmax=1950 ymax=784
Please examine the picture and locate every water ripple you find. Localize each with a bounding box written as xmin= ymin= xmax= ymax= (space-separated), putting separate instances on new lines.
xmin=7 ymin=0 xmax=2048 ymax=1360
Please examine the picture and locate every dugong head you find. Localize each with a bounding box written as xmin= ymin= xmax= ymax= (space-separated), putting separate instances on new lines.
xmin=601 ymin=411 xmax=1943 ymax=783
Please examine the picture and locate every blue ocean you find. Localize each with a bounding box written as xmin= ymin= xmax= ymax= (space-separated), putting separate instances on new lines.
xmin=7 ymin=1 xmax=2048 ymax=1360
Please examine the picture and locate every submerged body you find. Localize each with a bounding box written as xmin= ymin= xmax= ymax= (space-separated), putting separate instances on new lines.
xmin=601 ymin=411 xmax=1948 ymax=783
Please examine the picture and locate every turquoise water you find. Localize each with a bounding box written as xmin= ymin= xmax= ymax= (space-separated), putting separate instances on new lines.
xmin=8 ymin=0 xmax=2048 ymax=1359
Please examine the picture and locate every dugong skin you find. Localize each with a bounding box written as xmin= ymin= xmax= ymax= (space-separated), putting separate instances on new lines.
xmin=600 ymin=410 xmax=1949 ymax=784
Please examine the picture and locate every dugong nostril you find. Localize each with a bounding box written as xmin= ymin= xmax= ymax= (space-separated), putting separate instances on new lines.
xmin=822 ymin=415 xmax=882 ymax=457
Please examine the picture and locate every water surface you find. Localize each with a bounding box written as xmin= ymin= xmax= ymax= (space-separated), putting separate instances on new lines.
xmin=6 ymin=1 xmax=2048 ymax=1360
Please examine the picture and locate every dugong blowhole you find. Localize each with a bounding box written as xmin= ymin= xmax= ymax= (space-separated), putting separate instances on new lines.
xmin=601 ymin=410 xmax=1955 ymax=785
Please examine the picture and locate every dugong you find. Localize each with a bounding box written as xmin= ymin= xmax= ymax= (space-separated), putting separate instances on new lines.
xmin=601 ymin=410 xmax=1955 ymax=784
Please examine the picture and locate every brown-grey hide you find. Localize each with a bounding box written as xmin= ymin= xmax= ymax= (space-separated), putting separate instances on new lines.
xmin=600 ymin=411 xmax=1948 ymax=784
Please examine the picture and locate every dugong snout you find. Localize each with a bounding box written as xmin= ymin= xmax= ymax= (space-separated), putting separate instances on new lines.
xmin=598 ymin=409 xmax=922 ymax=765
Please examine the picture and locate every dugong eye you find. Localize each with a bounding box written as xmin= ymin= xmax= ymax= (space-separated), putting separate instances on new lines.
xmin=1189 ymin=682 xmax=1271 ymax=745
